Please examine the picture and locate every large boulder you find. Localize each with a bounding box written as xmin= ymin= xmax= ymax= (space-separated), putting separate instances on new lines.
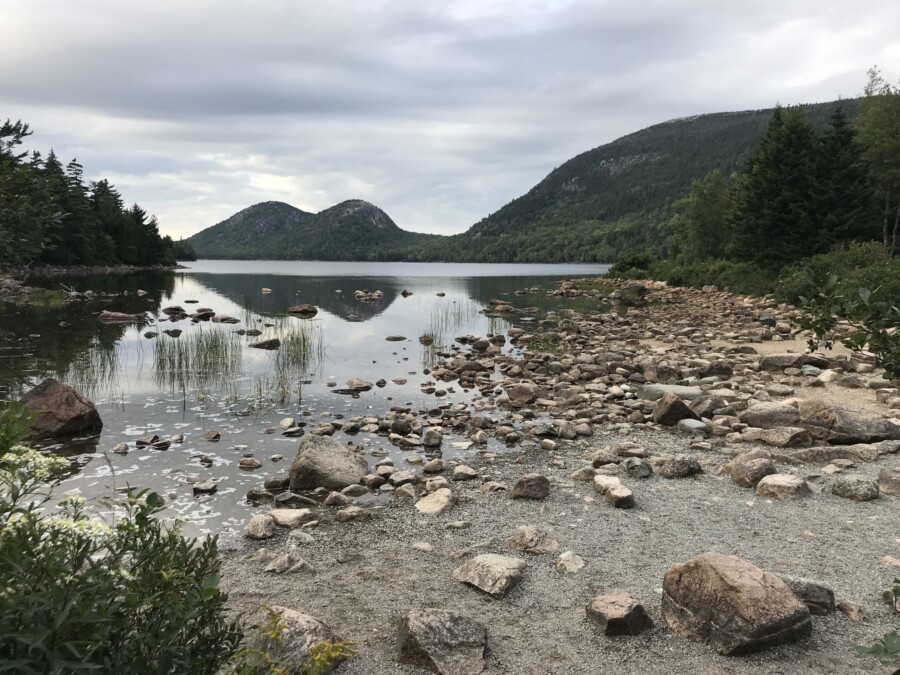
xmin=289 ymin=435 xmax=368 ymax=490
xmin=398 ymin=608 xmax=487 ymax=675
xmin=252 ymin=606 xmax=348 ymax=674
xmin=19 ymin=379 xmax=102 ymax=438
xmin=798 ymin=400 xmax=900 ymax=445
xmin=662 ymin=552 xmax=812 ymax=655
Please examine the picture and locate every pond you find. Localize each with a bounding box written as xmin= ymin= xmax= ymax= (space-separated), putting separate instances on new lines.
xmin=1 ymin=260 xmax=610 ymax=537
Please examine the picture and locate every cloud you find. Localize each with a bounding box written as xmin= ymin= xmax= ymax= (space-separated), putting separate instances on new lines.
xmin=1 ymin=0 xmax=898 ymax=239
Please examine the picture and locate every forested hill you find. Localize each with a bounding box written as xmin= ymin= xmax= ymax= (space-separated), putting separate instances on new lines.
xmin=187 ymin=199 xmax=439 ymax=260
xmin=422 ymin=99 xmax=858 ymax=262
xmin=186 ymin=99 xmax=857 ymax=263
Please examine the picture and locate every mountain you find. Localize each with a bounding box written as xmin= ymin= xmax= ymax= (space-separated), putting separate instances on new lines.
xmin=188 ymin=99 xmax=857 ymax=262
xmin=188 ymin=199 xmax=438 ymax=260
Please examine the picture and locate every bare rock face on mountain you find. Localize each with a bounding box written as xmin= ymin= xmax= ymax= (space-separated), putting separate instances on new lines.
xmin=289 ymin=435 xmax=368 ymax=490
xmin=19 ymin=378 xmax=102 ymax=438
xmin=662 ymin=552 xmax=812 ymax=655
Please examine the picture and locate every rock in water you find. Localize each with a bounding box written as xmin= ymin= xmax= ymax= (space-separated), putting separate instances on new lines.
xmin=287 ymin=304 xmax=318 ymax=318
xmin=19 ymin=378 xmax=103 ymax=438
xmin=289 ymin=435 xmax=368 ymax=490
xmin=586 ymin=593 xmax=654 ymax=636
xmin=252 ymin=606 xmax=348 ymax=674
xmin=661 ymin=552 xmax=812 ymax=655
xmin=452 ymin=554 xmax=526 ymax=598
xmin=398 ymin=608 xmax=488 ymax=675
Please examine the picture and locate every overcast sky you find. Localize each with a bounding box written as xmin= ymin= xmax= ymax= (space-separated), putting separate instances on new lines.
xmin=2 ymin=1 xmax=898 ymax=239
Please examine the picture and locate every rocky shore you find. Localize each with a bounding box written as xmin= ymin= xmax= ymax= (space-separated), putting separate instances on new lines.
xmin=218 ymin=278 xmax=900 ymax=674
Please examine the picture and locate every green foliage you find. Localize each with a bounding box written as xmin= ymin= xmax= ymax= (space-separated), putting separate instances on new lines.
xmin=0 ymin=403 xmax=245 ymax=674
xmin=855 ymin=630 xmax=900 ymax=672
xmin=0 ymin=118 xmax=178 ymax=270
xmin=671 ymin=169 xmax=730 ymax=262
xmin=797 ymin=267 xmax=900 ymax=381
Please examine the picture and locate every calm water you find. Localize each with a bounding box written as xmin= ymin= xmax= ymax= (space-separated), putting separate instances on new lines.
xmin=1 ymin=260 xmax=609 ymax=536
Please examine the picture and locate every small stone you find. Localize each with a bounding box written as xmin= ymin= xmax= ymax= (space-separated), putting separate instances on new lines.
xmin=621 ymin=457 xmax=652 ymax=479
xmin=245 ymin=514 xmax=276 ymax=539
xmin=397 ymin=609 xmax=487 ymax=675
xmin=415 ymin=488 xmax=455 ymax=516
xmin=111 ymin=442 xmax=129 ymax=454
xmin=878 ymin=467 xmax=900 ymax=496
xmin=728 ymin=457 xmax=777 ymax=488
xmin=192 ymin=480 xmax=217 ymax=495
xmin=411 ymin=542 xmax=434 ymax=552
xmin=334 ymin=506 xmax=370 ymax=522
xmin=323 ymin=491 xmax=351 ymax=506
xmin=395 ymin=483 xmax=417 ymax=503
xmin=239 ymin=457 xmax=262 ymax=470
xmin=452 ymin=465 xmax=478 ymax=481
xmin=831 ymin=475 xmax=879 ymax=501
xmin=607 ymin=485 xmax=635 ymax=509
xmin=755 ymin=474 xmax=811 ymax=500
xmin=586 ymin=592 xmax=654 ymax=636
xmin=452 ymin=554 xmax=526 ymax=598
xmin=203 ymin=430 xmax=221 ymax=442
xmin=658 ymin=455 xmax=702 ymax=479
xmin=269 ymin=508 xmax=314 ymax=528
xmin=507 ymin=525 xmax=559 ymax=555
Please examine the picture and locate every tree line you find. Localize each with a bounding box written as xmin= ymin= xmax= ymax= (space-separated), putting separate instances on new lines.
xmin=0 ymin=120 xmax=195 ymax=271
xmin=668 ymin=68 xmax=899 ymax=271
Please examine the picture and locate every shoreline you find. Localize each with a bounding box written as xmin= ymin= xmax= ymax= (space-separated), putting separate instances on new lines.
xmin=218 ymin=277 xmax=900 ymax=674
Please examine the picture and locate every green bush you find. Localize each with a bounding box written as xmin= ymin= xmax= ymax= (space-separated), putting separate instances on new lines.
xmin=0 ymin=403 xmax=244 ymax=674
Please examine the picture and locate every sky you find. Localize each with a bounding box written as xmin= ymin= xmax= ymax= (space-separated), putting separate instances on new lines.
xmin=2 ymin=1 xmax=898 ymax=240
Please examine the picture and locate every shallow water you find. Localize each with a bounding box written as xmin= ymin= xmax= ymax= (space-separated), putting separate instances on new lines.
xmin=1 ymin=260 xmax=609 ymax=536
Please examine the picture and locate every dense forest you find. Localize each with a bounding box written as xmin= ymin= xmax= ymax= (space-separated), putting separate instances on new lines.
xmin=0 ymin=120 xmax=195 ymax=271
xmin=612 ymin=68 xmax=900 ymax=300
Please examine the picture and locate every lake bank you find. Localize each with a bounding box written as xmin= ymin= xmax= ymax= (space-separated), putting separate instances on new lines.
xmin=221 ymin=277 xmax=900 ymax=674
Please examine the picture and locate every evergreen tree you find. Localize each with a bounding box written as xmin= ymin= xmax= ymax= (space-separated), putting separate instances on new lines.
xmin=670 ymin=169 xmax=730 ymax=262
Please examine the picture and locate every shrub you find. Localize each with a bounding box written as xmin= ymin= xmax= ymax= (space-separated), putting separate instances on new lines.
xmin=0 ymin=403 xmax=244 ymax=674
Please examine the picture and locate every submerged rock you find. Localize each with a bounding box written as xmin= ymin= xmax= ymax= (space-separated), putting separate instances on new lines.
xmin=19 ymin=379 xmax=102 ymax=439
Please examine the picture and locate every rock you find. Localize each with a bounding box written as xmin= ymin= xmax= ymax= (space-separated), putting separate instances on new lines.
xmin=239 ymin=457 xmax=262 ymax=470
xmin=621 ymin=457 xmax=652 ymax=479
xmin=246 ymin=487 xmax=274 ymax=503
xmin=19 ymin=379 xmax=103 ymax=438
xmin=505 ymin=382 xmax=540 ymax=406
xmin=345 ymin=377 xmax=374 ymax=392
xmin=593 ymin=475 xmax=622 ymax=495
xmin=510 ymin=473 xmax=550 ymax=500
xmin=727 ymin=457 xmax=777 ymax=488
xmin=662 ymin=552 xmax=812 ymax=655
xmin=878 ymin=467 xmax=900 ymax=496
xmin=111 ymin=442 xmax=129 ymax=454
xmin=98 ymin=310 xmax=146 ymax=323
xmin=422 ymin=427 xmax=444 ymax=447
xmin=637 ymin=384 xmax=704 ymax=401
xmin=245 ymin=514 xmax=276 ymax=539
xmin=334 ymin=506 xmax=370 ymax=522
xmin=507 ymin=525 xmax=559 ymax=554
xmin=452 ymin=554 xmax=526 ymax=598
xmin=269 ymin=508 xmax=314 ymax=528
xmin=249 ymin=338 xmax=280 ymax=350
xmin=192 ymin=480 xmax=217 ymax=495
xmin=586 ymin=592 xmax=654 ymax=636
xmin=798 ymin=399 xmax=900 ymax=444
xmin=738 ymin=403 xmax=801 ymax=429
xmin=452 ymin=465 xmax=478 ymax=481
xmin=677 ymin=418 xmax=710 ymax=435
xmin=416 ymin=488 xmax=455 ymax=516
xmin=778 ymin=575 xmax=835 ymax=616
xmin=397 ymin=608 xmax=487 ymax=675
xmin=755 ymin=474 xmax=811 ymax=500
xmin=252 ymin=606 xmax=348 ymax=674
xmin=831 ymin=475 xmax=879 ymax=501
xmin=395 ymin=483 xmax=417 ymax=503
xmin=652 ymin=392 xmax=700 ymax=426
xmin=287 ymin=304 xmax=318 ymax=318
xmin=658 ymin=455 xmax=702 ymax=479
xmin=555 ymin=551 xmax=585 ymax=574
xmin=289 ymin=435 xmax=368 ymax=490
xmin=203 ymin=430 xmax=221 ymax=442
xmin=607 ymin=485 xmax=635 ymax=509
xmin=759 ymin=427 xmax=813 ymax=448
xmin=760 ymin=354 xmax=827 ymax=371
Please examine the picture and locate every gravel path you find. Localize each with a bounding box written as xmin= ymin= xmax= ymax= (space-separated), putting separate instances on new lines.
xmin=221 ymin=427 xmax=900 ymax=674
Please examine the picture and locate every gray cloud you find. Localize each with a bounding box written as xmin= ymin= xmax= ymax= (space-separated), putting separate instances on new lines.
xmin=2 ymin=0 xmax=897 ymax=239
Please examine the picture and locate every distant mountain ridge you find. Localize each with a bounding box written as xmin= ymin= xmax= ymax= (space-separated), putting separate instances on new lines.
xmin=188 ymin=99 xmax=857 ymax=262
xmin=187 ymin=199 xmax=438 ymax=261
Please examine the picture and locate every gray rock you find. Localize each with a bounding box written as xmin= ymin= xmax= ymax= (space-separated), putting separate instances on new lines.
xmin=245 ymin=514 xmax=276 ymax=539
xmin=798 ymin=399 xmax=900 ymax=444
xmin=662 ymin=552 xmax=812 ymax=655
xmin=289 ymin=435 xmax=368 ymax=490
xmin=727 ymin=457 xmax=777 ymax=488
xmin=878 ymin=467 xmax=900 ymax=496
xmin=452 ymin=554 xmax=526 ymax=598
xmin=831 ymin=475 xmax=879 ymax=501
xmin=398 ymin=608 xmax=487 ymax=675
xmin=738 ymin=402 xmax=801 ymax=429
xmin=621 ymin=457 xmax=653 ymax=479
xmin=510 ymin=473 xmax=550 ymax=500
xmin=507 ymin=525 xmax=559 ymax=555
xmin=759 ymin=427 xmax=813 ymax=448
xmin=607 ymin=485 xmax=635 ymax=509
xmin=659 ymin=455 xmax=702 ymax=479
xmin=555 ymin=551 xmax=586 ymax=574
xmin=677 ymin=418 xmax=710 ymax=436
xmin=586 ymin=592 xmax=654 ymax=635
xmin=416 ymin=488 xmax=455 ymax=516
xmin=637 ymin=384 xmax=704 ymax=401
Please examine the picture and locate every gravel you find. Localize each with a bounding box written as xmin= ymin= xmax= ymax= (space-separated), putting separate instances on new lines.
xmin=221 ymin=428 xmax=900 ymax=674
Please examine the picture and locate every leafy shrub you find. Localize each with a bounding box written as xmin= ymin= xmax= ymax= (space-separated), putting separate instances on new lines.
xmin=855 ymin=630 xmax=900 ymax=673
xmin=0 ymin=403 xmax=244 ymax=674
